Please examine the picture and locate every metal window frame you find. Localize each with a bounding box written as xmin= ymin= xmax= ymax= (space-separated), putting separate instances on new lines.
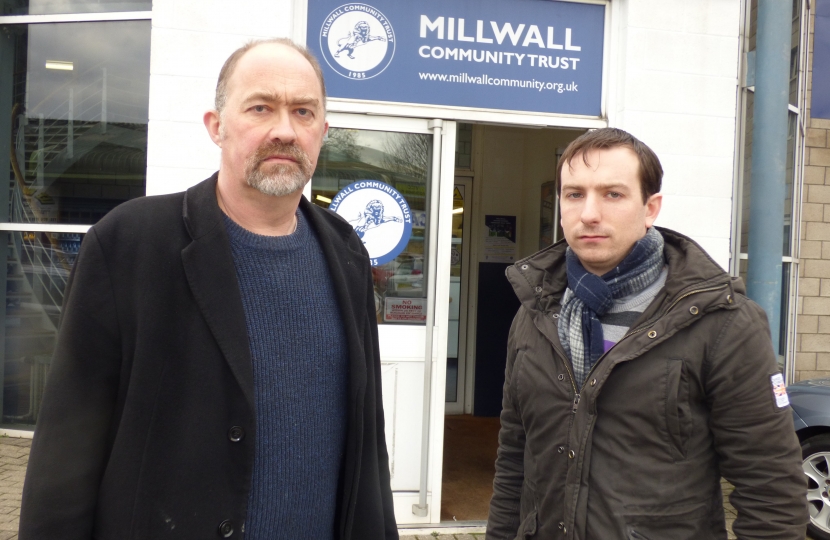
xmin=732 ymin=0 xmax=810 ymax=383
xmin=0 ymin=10 xmax=151 ymax=238
xmin=0 ymin=11 xmax=151 ymax=25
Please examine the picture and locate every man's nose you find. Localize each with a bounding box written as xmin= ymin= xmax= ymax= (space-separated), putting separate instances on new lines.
xmin=267 ymin=110 xmax=297 ymax=143
xmin=580 ymin=193 xmax=601 ymax=224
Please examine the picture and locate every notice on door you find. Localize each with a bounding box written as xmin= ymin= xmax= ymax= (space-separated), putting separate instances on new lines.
xmin=483 ymin=215 xmax=517 ymax=263
xmin=384 ymin=297 xmax=427 ymax=323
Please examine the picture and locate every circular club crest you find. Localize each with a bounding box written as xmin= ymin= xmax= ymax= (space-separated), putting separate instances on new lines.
xmin=329 ymin=180 xmax=412 ymax=266
xmin=319 ymin=3 xmax=395 ymax=80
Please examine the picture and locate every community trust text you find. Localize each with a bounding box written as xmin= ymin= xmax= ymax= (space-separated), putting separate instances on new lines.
xmin=419 ymin=15 xmax=584 ymax=70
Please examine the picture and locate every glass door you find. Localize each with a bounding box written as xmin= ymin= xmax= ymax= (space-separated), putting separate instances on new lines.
xmin=309 ymin=113 xmax=457 ymax=525
xmin=445 ymin=179 xmax=471 ymax=415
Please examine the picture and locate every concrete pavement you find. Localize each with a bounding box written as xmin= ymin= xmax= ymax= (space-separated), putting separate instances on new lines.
xmin=0 ymin=436 xmax=29 ymax=540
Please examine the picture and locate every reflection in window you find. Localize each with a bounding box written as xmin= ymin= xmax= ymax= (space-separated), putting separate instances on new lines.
xmin=789 ymin=0 xmax=801 ymax=106
xmin=1 ymin=0 xmax=150 ymax=16
xmin=0 ymin=21 xmax=150 ymax=225
xmin=740 ymin=93 xmax=798 ymax=257
xmin=311 ymin=128 xmax=432 ymax=325
xmin=747 ymin=0 xmax=800 ymax=106
xmin=784 ymin=111 xmax=796 ymax=255
xmin=1 ymin=230 xmax=82 ymax=427
xmin=737 ymin=258 xmax=790 ymax=361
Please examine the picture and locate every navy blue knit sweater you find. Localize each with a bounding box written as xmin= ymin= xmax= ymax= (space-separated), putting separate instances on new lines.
xmin=224 ymin=209 xmax=348 ymax=540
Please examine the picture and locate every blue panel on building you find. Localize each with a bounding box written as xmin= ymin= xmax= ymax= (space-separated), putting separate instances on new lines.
xmin=814 ymin=0 xmax=830 ymax=119
xmin=307 ymin=0 xmax=606 ymax=117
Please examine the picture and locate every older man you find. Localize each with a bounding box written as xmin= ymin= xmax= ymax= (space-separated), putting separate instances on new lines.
xmin=486 ymin=128 xmax=807 ymax=540
xmin=19 ymin=39 xmax=397 ymax=540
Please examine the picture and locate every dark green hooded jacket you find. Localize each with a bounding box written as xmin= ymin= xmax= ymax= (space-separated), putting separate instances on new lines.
xmin=486 ymin=227 xmax=808 ymax=540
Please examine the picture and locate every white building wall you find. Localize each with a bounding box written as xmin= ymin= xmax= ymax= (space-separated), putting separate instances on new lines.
xmin=608 ymin=0 xmax=742 ymax=270
xmin=146 ymin=0 xmax=745 ymax=269
xmin=146 ymin=0 xmax=297 ymax=196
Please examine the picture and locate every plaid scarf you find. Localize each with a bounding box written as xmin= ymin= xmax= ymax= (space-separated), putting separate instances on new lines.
xmin=558 ymin=227 xmax=665 ymax=389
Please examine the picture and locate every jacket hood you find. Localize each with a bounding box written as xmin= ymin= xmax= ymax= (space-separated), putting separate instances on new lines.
xmin=506 ymin=226 xmax=742 ymax=318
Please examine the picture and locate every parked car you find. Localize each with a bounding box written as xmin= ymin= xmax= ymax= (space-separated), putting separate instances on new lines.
xmin=790 ymin=377 xmax=830 ymax=539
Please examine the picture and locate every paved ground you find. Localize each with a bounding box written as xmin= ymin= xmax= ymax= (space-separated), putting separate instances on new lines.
xmin=0 ymin=436 xmax=805 ymax=540
xmin=0 ymin=437 xmax=29 ymax=540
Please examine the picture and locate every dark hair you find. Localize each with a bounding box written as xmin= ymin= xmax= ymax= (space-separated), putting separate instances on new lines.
xmin=556 ymin=128 xmax=663 ymax=203
xmin=214 ymin=38 xmax=327 ymax=113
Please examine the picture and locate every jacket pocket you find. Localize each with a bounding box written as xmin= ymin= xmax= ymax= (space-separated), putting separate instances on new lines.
xmin=664 ymin=358 xmax=692 ymax=461
xmin=515 ymin=511 xmax=537 ymax=539
xmin=624 ymin=502 xmax=715 ymax=540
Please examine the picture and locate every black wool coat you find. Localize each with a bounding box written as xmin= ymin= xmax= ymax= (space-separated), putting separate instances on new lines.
xmin=18 ymin=175 xmax=399 ymax=540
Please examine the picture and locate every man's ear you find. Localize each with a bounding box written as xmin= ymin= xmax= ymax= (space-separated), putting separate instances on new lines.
xmin=204 ymin=110 xmax=222 ymax=147
xmin=644 ymin=192 xmax=662 ymax=228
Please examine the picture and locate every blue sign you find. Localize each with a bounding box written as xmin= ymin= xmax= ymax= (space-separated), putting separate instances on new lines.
xmin=814 ymin=0 xmax=830 ymax=119
xmin=308 ymin=0 xmax=606 ymax=116
xmin=329 ymin=180 xmax=413 ymax=266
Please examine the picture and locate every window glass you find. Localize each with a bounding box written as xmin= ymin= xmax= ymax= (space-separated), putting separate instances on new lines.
xmin=0 ymin=0 xmax=150 ymax=16
xmin=0 ymin=21 xmax=150 ymax=224
xmin=789 ymin=0 xmax=801 ymax=106
xmin=740 ymin=91 xmax=754 ymax=254
xmin=784 ymin=111 xmax=796 ymax=255
xmin=780 ymin=262 xmax=790 ymax=360
xmin=1 ymin=230 xmax=82 ymax=428
xmin=740 ymin=95 xmax=796 ymax=257
xmin=311 ymin=127 xmax=432 ymax=325
xmin=455 ymin=123 xmax=472 ymax=169
xmin=445 ymin=183 xmax=466 ymax=402
xmin=737 ymin=258 xmax=790 ymax=362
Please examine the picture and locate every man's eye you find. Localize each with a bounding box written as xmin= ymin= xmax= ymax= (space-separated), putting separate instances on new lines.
xmin=252 ymin=105 xmax=267 ymax=113
xmin=297 ymin=108 xmax=311 ymax=116
xmin=565 ymin=192 xmax=582 ymax=199
xmin=607 ymin=192 xmax=621 ymax=199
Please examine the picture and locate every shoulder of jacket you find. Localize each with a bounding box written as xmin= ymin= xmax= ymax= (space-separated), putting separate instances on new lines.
xmin=92 ymin=192 xmax=185 ymax=238
xmin=726 ymin=291 xmax=770 ymax=325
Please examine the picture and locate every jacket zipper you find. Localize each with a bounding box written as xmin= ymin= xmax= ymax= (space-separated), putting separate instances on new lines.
xmin=549 ymin=335 xmax=579 ymax=405
xmin=572 ymin=282 xmax=729 ymax=412
xmin=555 ymin=282 xmax=728 ymax=539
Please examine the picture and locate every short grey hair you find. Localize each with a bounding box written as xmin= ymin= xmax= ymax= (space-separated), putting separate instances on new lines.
xmin=214 ymin=38 xmax=327 ymax=113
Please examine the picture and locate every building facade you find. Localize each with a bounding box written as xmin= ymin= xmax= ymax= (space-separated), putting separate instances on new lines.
xmin=795 ymin=0 xmax=830 ymax=382
xmin=0 ymin=0 xmax=813 ymax=529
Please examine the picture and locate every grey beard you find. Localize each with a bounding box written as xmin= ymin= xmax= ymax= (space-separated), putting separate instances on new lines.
xmin=245 ymin=163 xmax=308 ymax=197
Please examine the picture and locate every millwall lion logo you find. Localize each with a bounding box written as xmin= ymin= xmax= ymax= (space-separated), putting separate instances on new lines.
xmin=329 ymin=180 xmax=412 ymax=266
xmin=319 ymin=4 xmax=396 ymax=80
xmin=350 ymin=199 xmax=402 ymax=241
xmin=334 ymin=20 xmax=387 ymax=59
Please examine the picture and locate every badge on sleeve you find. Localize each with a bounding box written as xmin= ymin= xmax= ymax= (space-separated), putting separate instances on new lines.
xmin=771 ymin=373 xmax=790 ymax=409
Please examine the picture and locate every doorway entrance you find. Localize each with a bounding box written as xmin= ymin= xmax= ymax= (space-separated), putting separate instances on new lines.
xmin=439 ymin=123 xmax=585 ymax=524
xmin=309 ymin=113 xmax=458 ymax=526
xmin=308 ymin=114 xmax=587 ymax=527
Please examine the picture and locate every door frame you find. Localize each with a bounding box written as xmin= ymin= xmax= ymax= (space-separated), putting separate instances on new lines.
xmin=310 ymin=113 xmax=457 ymax=525
xmin=445 ymin=177 xmax=472 ymax=415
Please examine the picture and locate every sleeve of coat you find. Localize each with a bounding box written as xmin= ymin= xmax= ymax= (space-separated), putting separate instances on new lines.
xmin=366 ymin=262 xmax=399 ymax=540
xmin=19 ymin=229 xmax=122 ymax=540
xmin=486 ymin=311 xmax=526 ymax=540
xmin=706 ymin=296 xmax=808 ymax=540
